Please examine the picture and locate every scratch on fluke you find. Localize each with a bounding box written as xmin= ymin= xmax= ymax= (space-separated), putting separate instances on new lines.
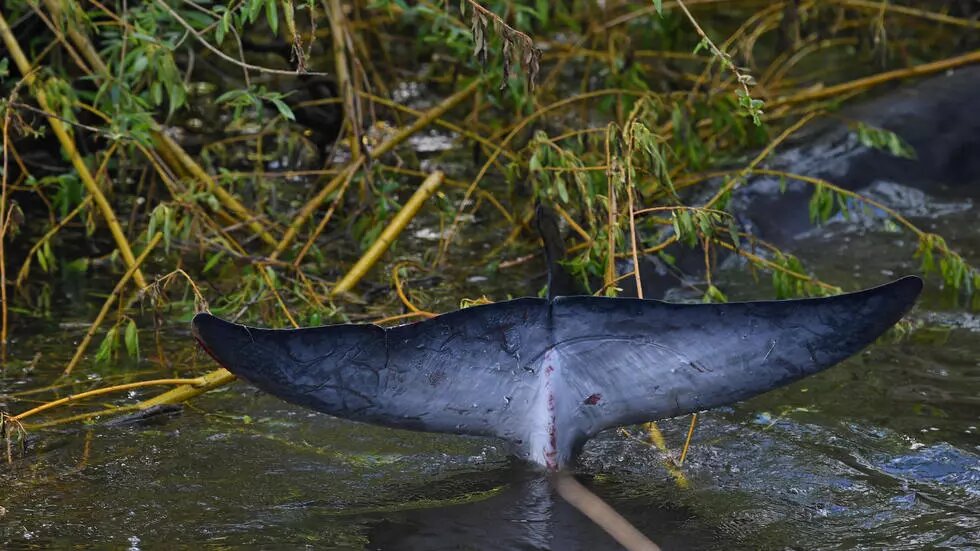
xmin=763 ymin=339 xmax=776 ymax=362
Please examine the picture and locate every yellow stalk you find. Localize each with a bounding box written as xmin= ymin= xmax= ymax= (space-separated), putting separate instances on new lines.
xmin=331 ymin=171 xmax=445 ymax=296
xmin=37 ymin=0 xmax=277 ymax=247
xmin=21 ymin=368 xmax=236 ymax=429
xmin=0 ymin=8 xmax=146 ymax=288
xmin=326 ymin=0 xmax=361 ymax=161
xmin=272 ymin=78 xmax=483 ymax=259
xmin=136 ymin=368 xmax=236 ymax=409
xmin=63 ymin=233 xmax=162 ymax=375
xmin=13 ymin=378 xmax=206 ymax=422
xmin=773 ymin=50 xmax=980 ymax=108
xmin=150 ymin=131 xmax=279 ymax=247
xmin=678 ymin=414 xmax=698 ymax=465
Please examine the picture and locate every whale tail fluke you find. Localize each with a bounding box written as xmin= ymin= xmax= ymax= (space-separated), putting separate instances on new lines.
xmin=193 ymin=276 xmax=922 ymax=468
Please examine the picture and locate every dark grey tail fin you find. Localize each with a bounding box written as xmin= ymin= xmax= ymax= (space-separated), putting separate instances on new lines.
xmin=194 ymin=277 xmax=922 ymax=468
xmin=534 ymin=203 xmax=585 ymax=299
xmin=554 ymin=276 xmax=924 ymax=438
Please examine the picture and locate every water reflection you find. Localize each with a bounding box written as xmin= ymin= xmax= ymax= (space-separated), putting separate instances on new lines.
xmin=364 ymin=466 xmax=723 ymax=550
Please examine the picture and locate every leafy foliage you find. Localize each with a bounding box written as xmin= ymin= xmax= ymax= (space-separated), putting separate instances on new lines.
xmin=0 ymin=0 xmax=975 ymax=378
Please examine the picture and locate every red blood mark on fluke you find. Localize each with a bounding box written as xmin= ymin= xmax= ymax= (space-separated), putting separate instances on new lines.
xmin=583 ymin=393 xmax=602 ymax=405
xmin=543 ymin=353 xmax=558 ymax=470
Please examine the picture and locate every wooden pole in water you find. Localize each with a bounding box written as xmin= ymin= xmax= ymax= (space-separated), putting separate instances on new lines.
xmin=551 ymin=472 xmax=661 ymax=551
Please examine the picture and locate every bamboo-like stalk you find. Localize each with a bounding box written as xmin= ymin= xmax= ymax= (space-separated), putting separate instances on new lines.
xmin=325 ymin=0 xmax=361 ymax=162
xmin=41 ymin=0 xmax=109 ymax=73
xmin=20 ymin=368 xmax=237 ymax=429
xmin=331 ymin=171 xmax=445 ymax=296
xmin=135 ymin=367 xmax=236 ymax=409
xmin=0 ymin=8 xmax=147 ymax=289
xmin=832 ymin=0 xmax=980 ymax=28
xmin=0 ymin=85 xmax=9 ymax=362
xmin=63 ymin=233 xmax=162 ymax=375
xmin=773 ymin=49 xmax=980 ymax=108
xmin=678 ymin=414 xmax=698 ymax=465
xmin=604 ymin=124 xmax=617 ymax=290
xmin=149 ymin=131 xmax=279 ymax=247
xmin=12 ymin=377 xmax=205 ymax=422
xmin=626 ymin=138 xmax=643 ymax=300
xmin=271 ymin=78 xmax=483 ymax=259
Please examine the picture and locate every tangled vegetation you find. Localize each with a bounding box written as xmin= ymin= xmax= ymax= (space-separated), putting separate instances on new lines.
xmin=0 ymin=0 xmax=978 ymax=441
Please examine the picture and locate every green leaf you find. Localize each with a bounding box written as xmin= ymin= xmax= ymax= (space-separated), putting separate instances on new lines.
xmin=151 ymin=81 xmax=163 ymax=105
xmin=96 ymin=327 xmax=118 ymax=364
xmin=529 ymin=151 xmax=542 ymax=173
xmin=203 ymin=251 xmax=225 ymax=273
xmin=215 ymin=21 xmax=227 ymax=45
xmin=124 ymin=319 xmax=140 ymax=359
xmin=697 ymin=211 xmax=712 ymax=236
xmin=702 ymin=284 xmax=728 ymax=303
xmin=271 ymin=98 xmax=295 ymax=120
xmin=36 ymin=243 xmax=49 ymax=273
xmin=727 ymin=219 xmax=740 ymax=248
xmin=693 ymin=37 xmax=709 ymax=55
xmin=556 ymin=179 xmax=569 ymax=203
xmin=147 ymin=207 xmax=158 ymax=240
xmin=248 ymin=0 xmax=264 ymax=22
xmin=132 ymin=55 xmax=148 ymax=74
xmin=308 ymin=311 xmax=322 ymax=326
xmin=266 ymin=0 xmax=279 ymax=34
xmin=854 ymin=122 xmax=917 ymax=160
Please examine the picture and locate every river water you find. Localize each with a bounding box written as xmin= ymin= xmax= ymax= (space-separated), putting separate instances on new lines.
xmin=2 ymin=181 xmax=977 ymax=550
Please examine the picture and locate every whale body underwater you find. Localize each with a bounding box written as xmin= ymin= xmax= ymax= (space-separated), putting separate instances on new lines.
xmin=193 ymin=276 xmax=921 ymax=470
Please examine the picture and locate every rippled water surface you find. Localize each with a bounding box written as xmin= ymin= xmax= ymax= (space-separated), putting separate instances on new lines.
xmin=1 ymin=183 xmax=978 ymax=550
